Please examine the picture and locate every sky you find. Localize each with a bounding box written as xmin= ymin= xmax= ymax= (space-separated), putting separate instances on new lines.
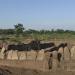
xmin=0 ymin=0 xmax=75 ymax=30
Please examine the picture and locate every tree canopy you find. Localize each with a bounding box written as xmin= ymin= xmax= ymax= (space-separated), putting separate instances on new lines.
xmin=14 ymin=23 xmax=24 ymax=36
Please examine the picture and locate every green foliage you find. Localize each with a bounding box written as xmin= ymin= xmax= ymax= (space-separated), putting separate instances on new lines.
xmin=14 ymin=23 xmax=24 ymax=36
xmin=0 ymin=24 xmax=75 ymax=42
xmin=0 ymin=29 xmax=15 ymax=35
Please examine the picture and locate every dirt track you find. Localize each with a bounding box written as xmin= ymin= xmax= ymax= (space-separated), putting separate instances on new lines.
xmin=0 ymin=66 xmax=75 ymax=75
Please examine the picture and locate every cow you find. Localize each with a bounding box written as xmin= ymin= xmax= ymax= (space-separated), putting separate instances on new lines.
xmin=40 ymin=42 xmax=55 ymax=49
xmin=5 ymin=40 xmax=56 ymax=51
xmin=58 ymin=43 xmax=67 ymax=49
xmin=7 ymin=44 xmax=30 ymax=51
xmin=0 ymin=44 xmax=3 ymax=49
xmin=29 ymin=40 xmax=40 ymax=50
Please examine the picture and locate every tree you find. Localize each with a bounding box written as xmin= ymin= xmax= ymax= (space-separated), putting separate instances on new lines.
xmin=14 ymin=23 xmax=24 ymax=36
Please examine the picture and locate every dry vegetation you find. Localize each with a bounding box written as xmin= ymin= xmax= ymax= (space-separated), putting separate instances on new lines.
xmin=0 ymin=24 xmax=75 ymax=75
xmin=0 ymin=66 xmax=75 ymax=75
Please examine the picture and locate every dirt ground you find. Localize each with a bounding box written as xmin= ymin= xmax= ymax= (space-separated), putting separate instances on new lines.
xmin=0 ymin=66 xmax=75 ymax=75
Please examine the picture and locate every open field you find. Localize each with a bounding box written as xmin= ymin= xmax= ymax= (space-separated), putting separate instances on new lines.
xmin=1 ymin=28 xmax=75 ymax=75
xmin=0 ymin=0 xmax=75 ymax=74
xmin=0 ymin=66 xmax=75 ymax=75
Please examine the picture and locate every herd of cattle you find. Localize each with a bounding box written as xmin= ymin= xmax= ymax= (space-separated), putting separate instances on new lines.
xmin=0 ymin=40 xmax=67 ymax=51
xmin=0 ymin=40 xmax=75 ymax=71
xmin=0 ymin=40 xmax=70 ymax=62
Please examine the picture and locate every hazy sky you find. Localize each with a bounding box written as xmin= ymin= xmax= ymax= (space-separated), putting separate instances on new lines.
xmin=0 ymin=0 xmax=75 ymax=30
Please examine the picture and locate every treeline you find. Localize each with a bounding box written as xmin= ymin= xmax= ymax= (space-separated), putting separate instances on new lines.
xmin=0 ymin=24 xmax=75 ymax=41
xmin=0 ymin=24 xmax=75 ymax=35
xmin=0 ymin=29 xmax=15 ymax=35
xmin=0 ymin=29 xmax=75 ymax=35
xmin=25 ymin=29 xmax=75 ymax=35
